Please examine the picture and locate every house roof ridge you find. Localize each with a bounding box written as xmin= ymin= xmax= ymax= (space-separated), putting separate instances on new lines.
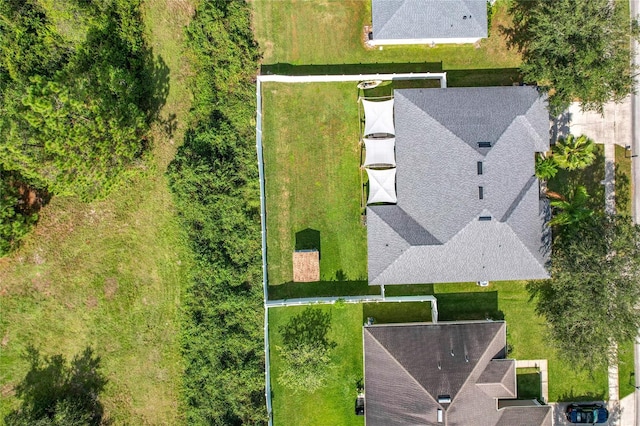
xmin=447 ymin=322 xmax=507 ymax=409
xmin=376 ymin=0 xmax=408 ymax=39
xmin=364 ymin=327 xmax=440 ymax=406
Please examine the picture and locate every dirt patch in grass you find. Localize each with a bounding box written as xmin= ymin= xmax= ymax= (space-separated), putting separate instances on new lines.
xmin=104 ymin=277 xmax=118 ymax=300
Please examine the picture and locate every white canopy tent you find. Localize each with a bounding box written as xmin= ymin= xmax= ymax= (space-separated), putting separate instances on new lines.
xmin=367 ymin=168 xmax=397 ymax=204
xmin=362 ymin=99 xmax=395 ymax=136
xmin=364 ymin=137 xmax=396 ymax=166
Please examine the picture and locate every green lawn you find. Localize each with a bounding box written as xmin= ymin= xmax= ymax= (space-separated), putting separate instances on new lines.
xmin=0 ymin=0 xmax=194 ymax=422
xmin=268 ymin=301 xmax=433 ymax=425
xmin=252 ymin=0 xmax=521 ymax=71
xmin=263 ymin=82 xmax=367 ymax=286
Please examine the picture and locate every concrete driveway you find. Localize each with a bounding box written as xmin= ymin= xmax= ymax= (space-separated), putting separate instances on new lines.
xmin=567 ymin=99 xmax=632 ymax=148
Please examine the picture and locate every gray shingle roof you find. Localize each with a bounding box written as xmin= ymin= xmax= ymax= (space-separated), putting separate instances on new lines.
xmin=367 ymin=87 xmax=551 ymax=285
xmin=372 ymin=0 xmax=488 ymax=41
xmin=363 ymin=321 xmax=552 ymax=426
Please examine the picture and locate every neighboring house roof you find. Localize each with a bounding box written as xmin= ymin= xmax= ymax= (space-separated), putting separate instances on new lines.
xmin=367 ymin=86 xmax=551 ymax=285
xmin=372 ymin=0 xmax=488 ymax=42
xmin=363 ymin=321 xmax=552 ymax=426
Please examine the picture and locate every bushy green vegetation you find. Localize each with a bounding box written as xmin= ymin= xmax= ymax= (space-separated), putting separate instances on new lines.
xmin=166 ymin=1 xmax=265 ymax=423
xmin=529 ymin=215 xmax=640 ymax=370
xmin=277 ymin=307 xmax=337 ymax=392
xmin=505 ymin=0 xmax=637 ymax=114
xmin=0 ymin=0 xmax=160 ymax=201
xmin=0 ymin=170 xmax=38 ymax=256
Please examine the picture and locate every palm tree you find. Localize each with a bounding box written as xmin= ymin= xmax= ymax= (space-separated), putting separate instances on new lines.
xmin=552 ymin=134 xmax=596 ymax=171
xmin=534 ymin=154 xmax=558 ymax=180
xmin=549 ymin=185 xmax=594 ymax=227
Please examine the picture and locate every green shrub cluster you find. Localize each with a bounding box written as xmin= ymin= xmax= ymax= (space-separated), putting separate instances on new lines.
xmin=0 ymin=169 xmax=38 ymax=256
xmin=167 ymin=1 xmax=265 ymax=424
xmin=0 ymin=0 xmax=158 ymax=201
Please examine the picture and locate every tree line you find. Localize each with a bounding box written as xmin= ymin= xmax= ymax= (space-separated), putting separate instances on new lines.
xmin=166 ymin=1 xmax=265 ymax=424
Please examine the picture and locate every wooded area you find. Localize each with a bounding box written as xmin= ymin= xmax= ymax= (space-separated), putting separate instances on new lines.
xmin=0 ymin=0 xmax=161 ymax=254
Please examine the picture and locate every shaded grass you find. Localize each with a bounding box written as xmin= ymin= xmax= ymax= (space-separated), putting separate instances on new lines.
xmin=263 ymin=82 xmax=367 ymax=286
xmin=517 ymin=368 xmax=542 ymax=401
xmin=363 ymin=301 xmax=432 ymax=324
xmin=269 ymin=281 xmax=380 ymax=299
xmin=0 ymin=0 xmax=194 ymax=422
xmin=252 ymin=0 xmax=521 ymax=71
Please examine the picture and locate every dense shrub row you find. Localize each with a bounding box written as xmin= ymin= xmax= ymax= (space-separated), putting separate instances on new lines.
xmin=167 ymin=1 xmax=265 ymax=424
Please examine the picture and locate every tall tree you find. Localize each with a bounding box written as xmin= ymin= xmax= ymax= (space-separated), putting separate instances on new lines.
xmin=528 ymin=215 xmax=640 ymax=369
xmin=505 ymin=0 xmax=638 ymax=114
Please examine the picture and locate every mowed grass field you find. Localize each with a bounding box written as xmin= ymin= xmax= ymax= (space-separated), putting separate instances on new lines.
xmin=262 ymin=82 xmax=367 ymax=286
xmin=252 ymin=0 xmax=521 ymax=71
xmin=0 ymin=0 xmax=195 ymax=423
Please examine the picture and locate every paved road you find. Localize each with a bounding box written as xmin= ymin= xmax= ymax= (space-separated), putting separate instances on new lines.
xmin=631 ymin=0 xmax=640 ymax=425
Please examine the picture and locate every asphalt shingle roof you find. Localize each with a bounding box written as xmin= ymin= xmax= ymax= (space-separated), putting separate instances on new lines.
xmin=363 ymin=322 xmax=552 ymax=426
xmin=367 ymin=87 xmax=551 ymax=285
xmin=372 ymin=0 xmax=488 ymax=41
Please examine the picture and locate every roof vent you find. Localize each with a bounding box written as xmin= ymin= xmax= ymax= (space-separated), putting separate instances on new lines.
xmin=478 ymin=141 xmax=491 ymax=148
xmin=463 ymin=15 xmax=467 ymax=19
xmin=478 ymin=216 xmax=492 ymax=221
xmin=438 ymin=395 xmax=452 ymax=404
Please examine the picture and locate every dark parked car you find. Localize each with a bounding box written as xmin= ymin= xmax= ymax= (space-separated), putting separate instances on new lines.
xmin=565 ymin=403 xmax=609 ymax=424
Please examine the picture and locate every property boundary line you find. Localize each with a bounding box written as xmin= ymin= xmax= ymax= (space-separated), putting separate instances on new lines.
xmin=258 ymin=72 xmax=447 ymax=87
xmin=256 ymin=72 xmax=447 ymax=426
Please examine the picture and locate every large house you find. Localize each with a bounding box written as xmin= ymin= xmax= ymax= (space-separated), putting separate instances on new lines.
xmin=367 ymin=86 xmax=551 ymax=285
xmin=370 ymin=0 xmax=488 ymax=46
xmin=363 ymin=321 xmax=552 ymax=425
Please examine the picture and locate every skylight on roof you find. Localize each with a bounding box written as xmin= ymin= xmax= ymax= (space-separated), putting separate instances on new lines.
xmin=478 ymin=142 xmax=491 ymax=148
xmin=479 ymin=216 xmax=492 ymax=221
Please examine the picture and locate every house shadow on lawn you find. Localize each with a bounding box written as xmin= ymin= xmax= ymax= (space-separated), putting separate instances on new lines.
xmin=268 ymin=280 xmax=380 ymax=300
xmin=363 ymin=301 xmax=432 ymax=324
xmin=261 ymin=61 xmax=443 ymax=76
xmin=436 ymin=291 xmax=504 ymax=321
